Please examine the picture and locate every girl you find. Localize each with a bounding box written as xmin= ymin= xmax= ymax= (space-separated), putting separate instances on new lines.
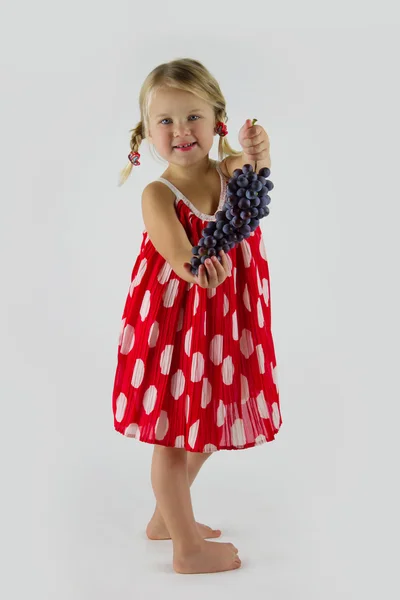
xmin=112 ymin=58 xmax=282 ymax=574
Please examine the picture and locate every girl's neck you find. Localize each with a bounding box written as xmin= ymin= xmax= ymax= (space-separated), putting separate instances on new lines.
xmin=163 ymin=155 xmax=214 ymax=182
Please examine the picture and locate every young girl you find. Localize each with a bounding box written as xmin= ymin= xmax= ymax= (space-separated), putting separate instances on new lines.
xmin=112 ymin=58 xmax=282 ymax=575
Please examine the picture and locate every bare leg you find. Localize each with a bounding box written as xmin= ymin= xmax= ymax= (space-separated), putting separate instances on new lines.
xmin=150 ymin=445 xmax=241 ymax=574
xmin=147 ymin=450 xmax=221 ymax=540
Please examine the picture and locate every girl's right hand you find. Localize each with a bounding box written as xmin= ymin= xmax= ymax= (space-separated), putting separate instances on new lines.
xmin=184 ymin=250 xmax=232 ymax=289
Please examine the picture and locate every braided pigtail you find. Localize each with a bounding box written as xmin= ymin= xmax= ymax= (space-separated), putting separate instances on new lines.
xmin=118 ymin=121 xmax=144 ymax=187
xmin=215 ymin=109 xmax=242 ymax=163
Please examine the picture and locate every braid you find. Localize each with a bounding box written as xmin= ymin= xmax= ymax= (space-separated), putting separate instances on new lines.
xmin=117 ymin=121 xmax=144 ymax=187
xmin=216 ymin=108 xmax=241 ymax=163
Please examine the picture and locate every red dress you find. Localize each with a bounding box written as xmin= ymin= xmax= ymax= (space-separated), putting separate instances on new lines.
xmin=112 ymin=160 xmax=282 ymax=452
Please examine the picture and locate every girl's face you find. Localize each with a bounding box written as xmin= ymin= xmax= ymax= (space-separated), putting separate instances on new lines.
xmin=147 ymin=87 xmax=216 ymax=164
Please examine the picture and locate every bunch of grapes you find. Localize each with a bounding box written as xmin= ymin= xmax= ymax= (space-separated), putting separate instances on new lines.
xmin=189 ymin=163 xmax=274 ymax=277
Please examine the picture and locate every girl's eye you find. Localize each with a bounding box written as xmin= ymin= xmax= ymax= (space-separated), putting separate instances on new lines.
xmin=160 ymin=115 xmax=200 ymax=125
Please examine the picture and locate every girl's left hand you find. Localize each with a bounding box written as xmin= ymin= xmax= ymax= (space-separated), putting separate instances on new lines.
xmin=238 ymin=119 xmax=270 ymax=164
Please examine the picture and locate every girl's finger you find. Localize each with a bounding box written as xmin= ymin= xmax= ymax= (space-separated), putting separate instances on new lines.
xmin=211 ymin=254 xmax=227 ymax=279
xmin=219 ymin=250 xmax=232 ymax=276
xmin=204 ymin=258 xmax=218 ymax=286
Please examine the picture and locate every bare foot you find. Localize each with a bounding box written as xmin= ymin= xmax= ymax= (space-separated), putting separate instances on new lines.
xmin=173 ymin=540 xmax=241 ymax=574
xmin=146 ymin=515 xmax=221 ymax=540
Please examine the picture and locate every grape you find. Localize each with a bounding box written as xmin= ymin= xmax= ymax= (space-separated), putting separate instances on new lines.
xmin=189 ymin=163 xmax=274 ymax=276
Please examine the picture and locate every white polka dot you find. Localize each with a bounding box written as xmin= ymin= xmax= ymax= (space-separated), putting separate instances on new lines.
xmin=171 ymin=369 xmax=185 ymax=400
xmin=240 ymin=239 xmax=252 ymax=268
xmin=233 ymin=267 xmax=237 ymax=293
xmin=188 ymin=419 xmax=200 ymax=448
xmin=177 ymin=307 xmax=184 ymax=332
xmin=155 ymin=410 xmax=169 ymax=440
xmin=259 ymin=237 xmax=268 ymax=261
xmin=140 ymin=290 xmax=151 ymax=321
xmin=163 ymin=279 xmax=179 ymax=308
xmin=243 ymin=284 xmax=251 ymax=311
xmin=184 ymin=327 xmax=193 ymax=357
xmin=223 ymin=293 xmax=229 ymax=316
xmin=131 ymin=359 xmax=145 ymax=388
xmin=257 ymin=390 xmax=269 ymax=419
xmin=255 ymin=434 xmax=266 ymax=445
xmin=160 ymin=345 xmax=174 ymax=375
xmin=222 ymin=355 xmax=234 ymax=385
xmin=262 ymin=278 xmax=269 ymax=306
xmin=143 ymin=385 xmax=157 ymax=414
xmin=124 ymin=423 xmax=139 ymax=438
xmin=130 ymin=258 xmax=147 ymax=294
xmin=120 ymin=324 xmax=135 ymax=355
xmin=148 ymin=321 xmax=159 ymax=347
xmin=256 ymin=267 xmax=263 ymax=295
xmin=210 ymin=334 xmax=223 ymax=365
xmin=185 ymin=394 xmax=190 ymax=423
xmin=232 ymin=310 xmax=238 ymax=341
xmin=203 ymin=310 xmax=207 ymax=336
xmin=256 ymin=344 xmax=265 ymax=374
xmin=157 ymin=262 xmax=172 ymax=284
xmin=240 ymin=329 xmax=254 ymax=358
xmin=115 ymin=393 xmax=127 ymax=422
xmin=203 ymin=443 xmax=217 ymax=453
xmin=241 ymin=374 xmax=249 ymax=404
xmin=191 ymin=352 xmax=205 ymax=382
xmin=118 ymin=317 xmax=126 ymax=346
xmin=272 ymin=363 xmax=279 ymax=392
xmin=257 ymin=298 xmax=265 ymax=328
xmin=201 ymin=378 xmax=212 ymax=409
xmin=175 ymin=435 xmax=185 ymax=448
xmin=231 ymin=418 xmax=246 ymax=447
xmin=207 ymin=287 xmax=216 ymax=298
xmin=193 ymin=286 xmax=200 ymax=314
xmin=272 ymin=402 xmax=281 ymax=429
xmin=217 ymin=400 xmax=226 ymax=427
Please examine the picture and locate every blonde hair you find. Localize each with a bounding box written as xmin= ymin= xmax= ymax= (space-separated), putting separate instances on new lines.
xmin=118 ymin=58 xmax=241 ymax=186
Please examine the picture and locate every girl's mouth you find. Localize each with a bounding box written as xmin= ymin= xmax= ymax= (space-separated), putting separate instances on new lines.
xmin=174 ymin=142 xmax=197 ymax=151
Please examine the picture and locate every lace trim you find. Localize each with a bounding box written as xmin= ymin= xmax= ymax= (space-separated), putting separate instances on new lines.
xmin=156 ymin=161 xmax=227 ymax=222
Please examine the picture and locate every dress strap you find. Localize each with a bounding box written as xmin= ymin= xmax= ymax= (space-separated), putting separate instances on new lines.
xmin=155 ymin=177 xmax=183 ymax=199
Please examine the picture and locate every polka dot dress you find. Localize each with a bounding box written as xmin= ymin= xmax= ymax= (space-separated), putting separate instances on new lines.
xmin=112 ymin=160 xmax=282 ymax=452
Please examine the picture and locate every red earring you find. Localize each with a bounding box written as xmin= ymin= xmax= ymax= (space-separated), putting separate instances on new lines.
xmin=215 ymin=121 xmax=228 ymax=137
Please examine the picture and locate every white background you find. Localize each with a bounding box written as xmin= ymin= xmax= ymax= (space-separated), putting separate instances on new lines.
xmin=1 ymin=1 xmax=400 ymax=598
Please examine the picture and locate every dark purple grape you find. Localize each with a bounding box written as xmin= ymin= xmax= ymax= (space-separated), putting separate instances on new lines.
xmin=245 ymin=190 xmax=258 ymax=201
xmin=233 ymin=168 xmax=243 ymax=178
xmin=265 ymin=180 xmax=274 ymax=191
xmin=236 ymin=188 xmax=246 ymax=198
xmin=250 ymin=180 xmax=263 ymax=192
xmin=238 ymin=198 xmax=251 ymax=209
xmin=192 ymin=246 xmax=199 ymax=255
xmin=204 ymin=235 xmax=217 ymax=248
xmin=236 ymin=175 xmax=249 ymax=188
xmin=241 ymin=164 xmax=253 ymax=175
xmin=222 ymin=223 xmax=234 ymax=235
xmin=227 ymin=181 xmax=238 ymax=193
xmin=258 ymin=167 xmax=270 ymax=178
